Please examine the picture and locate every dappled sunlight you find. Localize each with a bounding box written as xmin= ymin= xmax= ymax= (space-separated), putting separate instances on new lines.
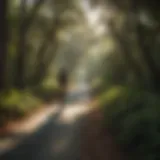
xmin=52 ymin=103 xmax=91 ymax=155
xmin=0 ymin=105 xmax=59 ymax=155
xmin=13 ymin=105 xmax=59 ymax=134
xmin=2 ymin=0 xmax=160 ymax=159
xmin=58 ymin=103 xmax=90 ymax=124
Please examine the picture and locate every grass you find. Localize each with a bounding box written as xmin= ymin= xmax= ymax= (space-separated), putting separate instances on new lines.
xmin=32 ymin=80 xmax=61 ymax=102
xmin=0 ymin=80 xmax=61 ymax=127
xmin=0 ymin=89 xmax=42 ymax=127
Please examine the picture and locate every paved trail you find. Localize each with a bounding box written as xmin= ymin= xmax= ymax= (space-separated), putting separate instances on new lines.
xmin=0 ymin=85 xmax=91 ymax=160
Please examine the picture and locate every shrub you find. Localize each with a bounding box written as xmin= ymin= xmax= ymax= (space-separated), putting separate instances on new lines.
xmin=99 ymin=86 xmax=160 ymax=160
xmin=0 ymin=89 xmax=41 ymax=126
xmin=32 ymin=81 xmax=61 ymax=102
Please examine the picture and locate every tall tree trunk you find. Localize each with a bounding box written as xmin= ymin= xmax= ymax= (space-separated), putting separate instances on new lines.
xmin=29 ymin=18 xmax=60 ymax=86
xmin=15 ymin=0 xmax=45 ymax=89
xmin=136 ymin=25 xmax=160 ymax=91
xmin=15 ymin=0 xmax=27 ymax=89
xmin=24 ymin=0 xmax=45 ymax=33
xmin=131 ymin=0 xmax=160 ymax=91
xmin=0 ymin=0 xmax=8 ymax=91
xmin=109 ymin=21 xmax=143 ymax=80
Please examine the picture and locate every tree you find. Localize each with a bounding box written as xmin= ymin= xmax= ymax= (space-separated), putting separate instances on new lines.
xmin=15 ymin=0 xmax=27 ymax=89
xmin=15 ymin=0 xmax=45 ymax=89
xmin=0 ymin=0 xmax=8 ymax=91
xmin=29 ymin=17 xmax=60 ymax=86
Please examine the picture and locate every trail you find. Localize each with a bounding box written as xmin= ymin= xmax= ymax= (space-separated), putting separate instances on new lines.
xmin=0 ymin=83 xmax=91 ymax=160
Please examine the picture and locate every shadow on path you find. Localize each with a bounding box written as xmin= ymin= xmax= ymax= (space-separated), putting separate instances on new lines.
xmin=0 ymin=91 xmax=89 ymax=160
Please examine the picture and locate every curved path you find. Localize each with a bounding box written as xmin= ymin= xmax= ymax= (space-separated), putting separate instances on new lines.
xmin=0 ymin=84 xmax=91 ymax=160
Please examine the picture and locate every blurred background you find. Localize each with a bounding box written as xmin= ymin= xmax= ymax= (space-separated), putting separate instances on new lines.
xmin=0 ymin=0 xmax=160 ymax=159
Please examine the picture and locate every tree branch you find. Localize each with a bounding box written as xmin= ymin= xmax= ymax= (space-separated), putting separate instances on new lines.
xmin=25 ymin=0 xmax=45 ymax=32
xmin=29 ymin=17 xmax=60 ymax=85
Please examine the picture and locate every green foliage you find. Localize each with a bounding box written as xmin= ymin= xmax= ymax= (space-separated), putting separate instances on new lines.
xmin=0 ymin=0 xmax=79 ymax=126
xmin=99 ymin=86 xmax=160 ymax=159
xmin=0 ymin=89 xmax=42 ymax=126
xmin=32 ymin=79 xmax=61 ymax=102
